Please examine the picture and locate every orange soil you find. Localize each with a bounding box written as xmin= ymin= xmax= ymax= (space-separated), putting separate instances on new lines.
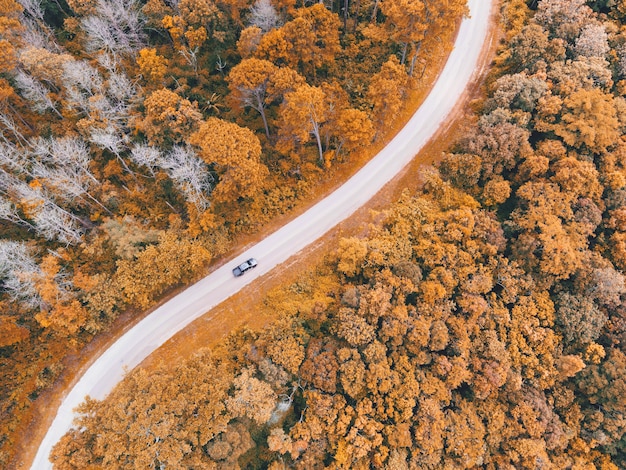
xmin=15 ymin=7 xmax=502 ymax=468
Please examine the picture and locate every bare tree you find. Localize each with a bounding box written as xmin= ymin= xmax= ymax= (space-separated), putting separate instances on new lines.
xmin=15 ymin=182 xmax=84 ymax=244
xmin=106 ymin=70 xmax=137 ymax=105
xmin=130 ymin=144 xmax=161 ymax=176
xmin=17 ymin=0 xmax=45 ymax=22
xmin=81 ymin=0 xmax=145 ymax=58
xmin=249 ymin=0 xmax=281 ymax=32
xmin=14 ymin=71 xmax=63 ymax=117
xmin=0 ymin=142 xmax=28 ymax=174
xmin=89 ymin=126 xmax=134 ymax=175
xmin=29 ymin=137 xmax=110 ymax=212
xmin=575 ymin=23 xmax=609 ymax=59
xmin=0 ymin=241 xmax=43 ymax=308
xmin=0 ymin=111 xmax=29 ymax=145
xmin=62 ymin=59 xmax=104 ymax=115
xmin=17 ymin=0 xmax=64 ymax=53
xmin=159 ymin=146 xmax=213 ymax=210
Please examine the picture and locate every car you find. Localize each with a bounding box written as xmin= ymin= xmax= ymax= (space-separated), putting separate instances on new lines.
xmin=232 ymin=258 xmax=258 ymax=277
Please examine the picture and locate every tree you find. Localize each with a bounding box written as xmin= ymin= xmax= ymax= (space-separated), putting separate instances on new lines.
xmin=584 ymin=266 xmax=626 ymax=307
xmin=129 ymin=143 xmax=161 ymax=176
xmin=0 ymin=316 xmax=29 ymax=347
xmin=137 ymin=48 xmax=169 ymax=84
xmin=551 ymin=156 xmax=602 ymax=202
xmin=577 ymin=349 xmax=626 ymax=460
xmin=534 ymin=0 xmax=593 ymax=42
xmin=18 ymin=47 xmax=73 ymax=88
xmin=366 ymin=56 xmax=409 ymax=131
xmin=506 ymin=24 xmax=566 ymax=74
xmin=334 ymin=108 xmax=375 ymax=156
xmin=14 ymin=181 xmax=85 ymax=245
xmin=485 ymin=72 xmax=548 ymax=114
xmin=0 ymin=0 xmax=24 ymax=73
xmin=335 ymin=308 xmax=376 ymax=347
xmin=291 ymin=4 xmax=341 ymax=77
xmin=378 ymin=0 xmax=428 ymax=66
xmin=13 ymin=71 xmax=60 ymax=117
xmin=33 ymin=254 xmax=90 ymax=336
xmin=376 ymin=0 xmax=467 ymax=75
xmin=80 ymin=0 xmax=145 ymax=58
xmin=255 ymin=4 xmax=340 ymax=79
xmin=158 ymin=145 xmax=213 ymax=210
xmin=277 ymin=84 xmax=330 ymax=163
xmin=461 ymin=109 xmax=533 ymax=180
xmin=28 ymin=136 xmax=103 ymax=210
xmin=226 ymin=368 xmax=277 ymax=424
xmin=443 ymin=400 xmax=486 ymax=467
xmin=555 ymin=292 xmax=607 ymax=345
xmin=236 ymin=25 xmax=263 ymax=57
xmin=51 ymin=351 xmax=234 ymax=468
xmin=575 ymin=23 xmax=609 ymax=59
xmin=190 ymin=117 xmax=268 ymax=202
xmin=114 ymin=230 xmax=211 ymax=309
xmin=227 ymin=58 xmax=304 ymax=139
xmin=552 ymin=88 xmax=620 ymax=154
xmin=508 ymin=181 xmax=586 ymax=286
xmin=137 ymin=88 xmax=203 ymax=146
xmin=0 ymin=240 xmax=42 ymax=309
xmin=248 ymin=0 xmax=281 ymax=32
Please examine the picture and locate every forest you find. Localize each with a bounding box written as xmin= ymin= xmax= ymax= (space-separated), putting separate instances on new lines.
xmin=0 ymin=0 xmax=468 ymax=466
xmin=46 ymin=0 xmax=626 ymax=468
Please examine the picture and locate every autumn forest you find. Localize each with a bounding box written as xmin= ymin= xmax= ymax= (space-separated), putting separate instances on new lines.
xmin=2 ymin=0 xmax=626 ymax=468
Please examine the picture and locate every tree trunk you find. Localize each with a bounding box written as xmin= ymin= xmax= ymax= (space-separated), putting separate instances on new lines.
xmin=409 ymin=42 xmax=421 ymax=76
xmin=256 ymin=94 xmax=271 ymax=140
xmin=370 ymin=0 xmax=380 ymax=22
xmin=401 ymin=43 xmax=408 ymax=65
xmin=353 ymin=0 xmax=361 ymax=32
xmin=311 ymin=119 xmax=324 ymax=163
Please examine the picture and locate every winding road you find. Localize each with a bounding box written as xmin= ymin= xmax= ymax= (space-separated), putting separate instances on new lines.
xmin=31 ymin=0 xmax=493 ymax=467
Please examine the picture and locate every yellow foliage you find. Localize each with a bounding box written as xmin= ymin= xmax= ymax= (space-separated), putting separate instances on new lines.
xmin=137 ymin=88 xmax=202 ymax=145
xmin=190 ymin=117 xmax=268 ymax=202
xmin=137 ymin=48 xmax=169 ymax=84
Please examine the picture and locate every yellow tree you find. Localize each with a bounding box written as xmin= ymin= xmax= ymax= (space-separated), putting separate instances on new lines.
xmin=227 ymin=58 xmax=305 ymax=139
xmin=137 ymin=48 xmax=169 ymax=85
xmin=334 ymin=108 xmax=375 ymax=156
xmin=0 ymin=0 xmax=23 ymax=73
xmin=295 ymin=3 xmax=341 ymax=75
xmin=553 ymin=88 xmax=620 ymax=154
xmin=277 ymin=84 xmax=330 ymax=163
xmin=256 ymin=4 xmax=341 ymax=80
xmin=51 ymin=351 xmax=234 ymax=468
xmin=379 ymin=0 xmax=428 ymax=65
xmin=136 ymin=88 xmax=203 ymax=146
xmin=376 ymin=0 xmax=467 ymax=75
xmin=114 ymin=230 xmax=211 ymax=309
xmin=33 ymin=254 xmax=90 ymax=337
xmin=161 ymin=0 xmax=221 ymax=72
xmin=366 ymin=56 xmax=409 ymax=132
xmin=237 ymin=25 xmax=263 ymax=58
xmin=190 ymin=117 xmax=269 ymax=202
xmin=254 ymin=26 xmax=291 ymax=67
xmin=226 ymin=368 xmax=278 ymax=424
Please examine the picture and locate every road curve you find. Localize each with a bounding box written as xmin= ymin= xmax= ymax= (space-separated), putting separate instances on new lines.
xmin=32 ymin=0 xmax=493 ymax=467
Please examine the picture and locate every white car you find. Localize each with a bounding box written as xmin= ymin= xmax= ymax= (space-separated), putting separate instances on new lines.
xmin=232 ymin=258 xmax=258 ymax=277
